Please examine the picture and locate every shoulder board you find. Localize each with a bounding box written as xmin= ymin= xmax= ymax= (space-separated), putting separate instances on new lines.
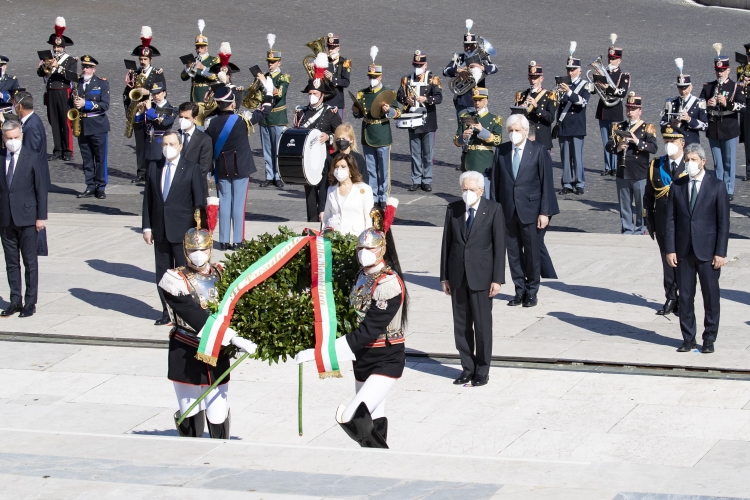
xmin=430 ymin=75 xmax=442 ymax=87
xmin=155 ymin=68 xmax=163 ymax=74
xmin=547 ymin=90 xmax=557 ymax=102
xmin=644 ymin=123 xmax=655 ymax=135
xmin=698 ymin=98 xmax=707 ymax=109
xmin=372 ymin=272 xmax=403 ymax=301
xmin=459 ymin=111 xmax=470 ymax=118
xmin=99 ymin=77 xmax=107 ymax=81
xmin=493 ymin=115 xmax=503 ymax=126
xmin=622 ymin=72 xmax=630 ymax=77
xmin=325 ymin=106 xmax=337 ymax=113
xmin=8 ymin=75 xmax=16 ymax=80
xmin=342 ymin=59 xmax=352 ymax=69
xmin=158 ymin=269 xmax=190 ymax=296
xmin=357 ymin=90 xmax=366 ymax=99
xmin=279 ymin=73 xmax=291 ymax=83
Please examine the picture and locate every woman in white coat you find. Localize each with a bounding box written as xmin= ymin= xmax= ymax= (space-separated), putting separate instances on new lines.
xmin=322 ymin=153 xmax=373 ymax=236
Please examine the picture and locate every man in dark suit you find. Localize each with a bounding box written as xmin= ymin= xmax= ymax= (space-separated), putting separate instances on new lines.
xmin=492 ymin=114 xmax=554 ymax=307
xmin=142 ymin=130 xmax=205 ymax=325
xmin=665 ymin=143 xmax=730 ymax=354
xmin=0 ymin=120 xmax=48 ymax=318
xmin=440 ymin=170 xmax=505 ymax=387
xmin=177 ymin=102 xmax=212 ymax=196
xmin=13 ymin=92 xmax=49 ymax=180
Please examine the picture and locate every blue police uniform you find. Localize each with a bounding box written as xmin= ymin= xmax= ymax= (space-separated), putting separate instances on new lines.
xmin=557 ymin=60 xmax=590 ymax=192
xmin=659 ymin=94 xmax=707 ymax=147
xmin=443 ymin=26 xmax=497 ymax=115
xmin=0 ymin=57 xmax=20 ymax=109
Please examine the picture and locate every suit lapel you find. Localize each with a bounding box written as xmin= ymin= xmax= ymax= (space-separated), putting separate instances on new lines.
xmin=690 ymin=175 xmax=709 ymax=215
xmin=516 ymin=144 xmax=533 ymax=180
xmin=458 ymin=201 xmax=467 ymax=241
xmin=466 ymin=198 xmax=486 ymax=239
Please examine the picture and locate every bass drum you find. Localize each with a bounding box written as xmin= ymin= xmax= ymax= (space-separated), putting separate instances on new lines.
xmin=276 ymin=128 xmax=326 ymax=185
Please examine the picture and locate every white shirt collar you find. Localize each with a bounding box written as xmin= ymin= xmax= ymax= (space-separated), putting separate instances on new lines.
xmin=670 ymin=154 xmax=683 ymax=166
xmin=20 ymin=112 xmax=33 ymax=124
xmin=513 ymin=139 xmax=528 ymax=152
xmin=5 ymin=144 xmax=21 ymax=158
xmin=167 ymin=154 xmax=180 ymax=166
xmin=183 ymin=125 xmax=194 ymax=136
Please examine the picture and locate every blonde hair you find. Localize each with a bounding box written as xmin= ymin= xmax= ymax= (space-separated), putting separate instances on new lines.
xmin=333 ymin=123 xmax=358 ymax=153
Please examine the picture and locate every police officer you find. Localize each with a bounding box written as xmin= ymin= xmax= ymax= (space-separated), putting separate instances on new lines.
xmin=737 ymin=44 xmax=750 ymax=182
xmin=124 ymin=26 xmax=166 ymax=184
xmin=512 ymin=61 xmax=557 ymax=152
xmin=323 ymin=33 xmax=351 ymax=120
xmin=397 ymin=50 xmax=443 ymax=192
xmin=605 ymin=92 xmax=658 ymax=235
xmin=453 ymin=88 xmax=502 ymax=188
xmin=0 ymin=56 xmax=20 ymax=113
xmin=180 ymin=20 xmax=218 ymax=103
xmin=443 ymin=19 xmax=497 ymax=119
xmin=71 ymin=55 xmax=110 ymax=200
xmin=259 ymin=34 xmax=290 ymax=188
xmin=596 ymin=34 xmax=630 ymax=176
xmin=699 ymin=43 xmax=746 ymax=201
xmin=557 ymin=43 xmax=590 ymax=195
xmin=660 ymin=59 xmax=707 ymax=147
xmin=133 ymin=81 xmax=175 ymax=180
xmin=37 ymin=17 xmax=77 ymax=162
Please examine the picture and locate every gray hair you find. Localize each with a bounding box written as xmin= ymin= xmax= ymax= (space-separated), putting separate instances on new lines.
xmin=1 ymin=120 xmax=22 ymax=135
xmin=162 ymin=130 xmax=183 ymax=144
xmin=459 ymin=170 xmax=485 ymax=188
xmin=506 ymin=113 xmax=529 ymax=132
xmin=684 ymin=143 xmax=705 ymax=161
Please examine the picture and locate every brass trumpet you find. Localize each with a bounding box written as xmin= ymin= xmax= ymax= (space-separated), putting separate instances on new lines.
xmin=67 ymin=82 xmax=81 ymax=137
xmin=302 ymin=36 xmax=327 ymax=80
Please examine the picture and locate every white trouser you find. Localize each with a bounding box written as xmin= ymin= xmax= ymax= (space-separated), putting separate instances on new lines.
xmin=173 ymin=382 xmax=229 ymax=424
xmin=342 ymin=375 xmax=397 ymax=422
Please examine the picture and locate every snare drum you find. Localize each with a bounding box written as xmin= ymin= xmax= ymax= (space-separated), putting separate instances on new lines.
xmin=276 ymin=128 xmax=326 ymax=185
xmin=395 ymin=112 xmax=426 ymax=129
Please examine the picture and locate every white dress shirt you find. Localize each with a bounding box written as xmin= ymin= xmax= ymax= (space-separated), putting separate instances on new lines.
xmin=323 ymin=182 xmax=373 ymax=236
xmin=689 ymin=168 xmax=705 ymax=202
xmin=162 ymin=154 xmax=180 ymax=193
xmin=464 ymin=197 xmax=481 ymax=221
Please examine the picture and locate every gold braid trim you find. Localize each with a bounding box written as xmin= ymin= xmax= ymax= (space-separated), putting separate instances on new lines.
xmin=649 ymin=160 xmax=671 ymax=200
xmin=318 ymin=370 xmax=343 ymax=379
xmin=194 ymin=352 xmax=218 ymax=367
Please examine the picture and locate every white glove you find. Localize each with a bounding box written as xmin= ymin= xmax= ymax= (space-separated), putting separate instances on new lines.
xmin=230 ymin=335 xmax=257 ymax=355
xmin=293 ymin=337 xmax=356 ymax=364
xmin=263 ymin=76 xmax=274 ymax=96
xmin=294 ymin=348 xmax=315 ymax=364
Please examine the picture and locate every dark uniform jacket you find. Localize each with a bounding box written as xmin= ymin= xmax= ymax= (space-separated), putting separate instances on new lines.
xmin=293 ymin=103 xmax=342 ymax=141
xmin=122 ymin=66 xmax=166 ymax=112
xmin=36 ymin=53 xmax=77 ymax=90
xmin=659 ymin=95 xmax=708 ymax=146
xmin=396 ymin=71 xmax=443 ymax=134
xmin=0 ymin=147 xmax=48 ymax=228
xmin=207 ymin=96 xmax=273 ymax=179
xmin=443 ymin=51 xmax=498 ymax=109
xmin=556 ymin=77 xmax=590 ymax=137
xmin=605 ymin=120 xmax=658 ymax=180
xmin=134 ymin=100 xmax=176 ymax=161
xmin=594 ymin=67 xmax=630 ymax=122
xmin=512 ymin=87 xmax=557 ymax=150
xmin=644 ymin=155 xmax=686 ymax=251
xmin=0 ymin=72 xmax=20 ymax=105
xmin=70 ymin=74 xmax=110 ymax=136
xmin=353 ymin=86 xmax=401 ymax=147
xmin=323 ymin=56 xmax=351 ymax=109
xmin=738 ymin=83 xmax=750 ymax=145
xmin=699 ymin=79 xmax=746 ymax=140
xmin=261 ymin=70 xmax=289 ymax=126
xmin=180 ymin=54 xmax=218 ymax=102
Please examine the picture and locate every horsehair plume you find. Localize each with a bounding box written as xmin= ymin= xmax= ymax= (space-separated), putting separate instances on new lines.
xmin=466 ymin=19 xmax=473 ymax=32
xmin=314 ymin=52 xmax=328 ymax=69
xmin=384 ymin=198 xmax=399 ymax=233
xmin=675 ymin=58 xmax=684 ymax=74
xmin=54 ymin=17 xmax=66 ymax=37
xmin=569 ymin=41 xmax=577 ymax=56
xmin=713 ymin=43 xmax=722 ymax=56
xmin=370 ymin=45 xmax=378 ymax=63
xmin=267 ymin=33 xmax=276 ymax=49
xmin=218 ymin=42 xmax=231 ymax=67
xmin=197 ymin=19 xmax=205 ymax=34
xmin=610 ymin=33 xmax=617 ymax=46
xmin=141 ymin=26 xmax=152 ymax=39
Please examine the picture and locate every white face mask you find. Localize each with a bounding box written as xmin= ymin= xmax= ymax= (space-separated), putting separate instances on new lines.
xmin=608 ymin=64 xmax=618 ymax=72
xmin=414 ymin=67 xmax=425 ymax=76
xmin=509 ymin=131 xmax=524 ymax=145
xmin=188 ymin=251 xmax=209 ymax=267
xmin=470 ymin=67 xmax=483 ymax=82
xmin=309 ymin=94 xmax=320 ymax=106
xmin=462 ymin=189 xmax=479 ymax=207
xmin=334 ymin=168 xmax=349 ymax=182
xmin=686 ymin=160 xmax=702 ymax=178
xmin=162 ymin=145 xmax=178 ymax=160
xmin=665 ymin=142 xmax=679 ymax=157
xmin=370 ymin=78 xmax=380 ymax=88
xmin=4 ymin=139 xmax=21 ymax=153
xmin=178 ymin=118 xmax=193 ymax=131
xmin=357 ymin=248 xmax=378 ymax=267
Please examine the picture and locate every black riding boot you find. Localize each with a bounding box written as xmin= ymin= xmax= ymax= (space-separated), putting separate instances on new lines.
xmin=336 ymin=402 xmax=388 ymax=449
xmin=207 ymin=409 xmax=231 ymax=439
xmin=174 ymin=410 xmax=205 ymax=437
xmin=373 ymin=417 xmax=388 ymax=442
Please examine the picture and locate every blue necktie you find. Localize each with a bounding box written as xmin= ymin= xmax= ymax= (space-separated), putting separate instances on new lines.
xmin=467 ymin=207 xmax=475 ymax=230
xmin=162 ymin=161 xmax=172 ymax=201
xmin=512 ymin=147 xmax=521 ymax=179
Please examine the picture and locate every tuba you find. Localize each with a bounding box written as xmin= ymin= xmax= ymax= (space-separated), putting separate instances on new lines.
xmin=586 ymin=55 xmax=621 ymax=108
xmin=241 ymin=78 xmax=264 ymax=110
xmin=302 ymin=36 xmax=328 ymax=79
xmin=67 ymin=82 xmax=82 ymax=137
xmin=449 ymin=36 xmax=496 ymax=96
xmin=195 ymin=88 xmax=218 ymax=127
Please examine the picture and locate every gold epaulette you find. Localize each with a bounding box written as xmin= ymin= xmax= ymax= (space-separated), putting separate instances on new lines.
xmin=155 ymin=68 xmax=163 ymax=74
xmin=453 ymin=134 xmax=462 ymax=147
xmin=343 ymin=59 xmax=352 ymax=70
xmin=279 ymin=73 xmax=291 ymax=84
xmin=99 ymin=77 xmax=107 ymax=81
xmin=430 ymin=76 xmax=442 ymax=88
xmin=493 ymin=115 xmax=503 ymax=126
xmin=547 ymin=90 xmax=557 ymax=102
xmin=357 ymin=90 xmax=365 ymax=101
xmin=644 ymin=123 xmax=655 ymax=135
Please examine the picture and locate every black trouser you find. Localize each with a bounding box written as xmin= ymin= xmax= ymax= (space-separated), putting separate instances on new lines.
xmin=539 ymin=228 xmax=557 ymax=280
xmin=506 ymin=212 xmax=542 ymax=297
xmin=1 ymin=224 xmax=39 ymax=305
xmin=677 ymin=248 xmax=721 ymax=344
xmin=133 ymin=122 xmax=147 ymax=178
xmin=47 ymin=88 xmax=73 ymax=157
xmin=79 ymin=133 xmax=108 ymax=191
xmin=660 ymin=251 xmax=679 ymax=301
xmin=304 ymin=184 xmax=320 ymax=223
xmin=154 ymin=240 xmax=186 ymax=313
xmin=743 ymin=112 xmax=750 ymax=178
xmin=451 ymin=275 xmax=493 ymax=378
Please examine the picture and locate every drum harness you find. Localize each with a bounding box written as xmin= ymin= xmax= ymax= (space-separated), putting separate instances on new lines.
xmin=301 ymin=105 xmax=331 ymax=129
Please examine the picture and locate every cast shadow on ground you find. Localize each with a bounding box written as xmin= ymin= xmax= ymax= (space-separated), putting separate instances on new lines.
xmin=547 ymin=311 xmax=678 ymax=347
xmin=723 ymin=289 xmax=750 ymax=306
xmin=69 ymin=288 xmax=161 ymax=319
xmin=130 ymin=429 xmax=242 ymax=439
xmin=86 ymin=259 xmax=154 ymax=283
xmin=76 ymin=204 xmax=137 ymax=216
xmin=545 ymin=281 xmax=660 ymax=308
xmin=404 ymin=353 xmax=463 ymax=379
xmin=401 ymin=272 xmax=513 ymax=301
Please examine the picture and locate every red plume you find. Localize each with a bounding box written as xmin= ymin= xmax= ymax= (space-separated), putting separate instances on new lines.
xmin=218 ymin=42 xmax=231 ymax=68
xmin=206 ymin=197 xmax=219 ymax=232
xmin=54 ymin=17 xmax=66 ymax=38
xmin=383 ymin=198 xmax=399 ymax=233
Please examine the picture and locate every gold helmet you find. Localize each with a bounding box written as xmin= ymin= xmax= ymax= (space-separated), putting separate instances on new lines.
xmin=184 ymin=209 xmax=212 ymax=255
xmin=357 ymin=208 xmax=386 ymax=249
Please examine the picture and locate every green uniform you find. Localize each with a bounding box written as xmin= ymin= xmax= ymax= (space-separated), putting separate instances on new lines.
xmin=261 ymin=70 xmax=290 ymax=126
xmin=355 ymin=86 xmax=401 ymax=147
xmin=454 ymin=110 xmax=503 ymax=172
xmin=180 ymin=54 xmax=218 ymax=103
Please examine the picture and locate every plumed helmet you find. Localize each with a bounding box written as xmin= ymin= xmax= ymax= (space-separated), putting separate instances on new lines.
xmin=184 ymin=208 xmax=212 ymax=256
xmin=357 ymin=198 xmax=398 ymax=249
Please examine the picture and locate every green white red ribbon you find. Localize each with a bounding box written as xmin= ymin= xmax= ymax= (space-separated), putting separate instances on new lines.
xmin=310 ymin=234 xmax=340 ymax=377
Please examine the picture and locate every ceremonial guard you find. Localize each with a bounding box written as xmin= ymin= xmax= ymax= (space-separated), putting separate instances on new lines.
xmin=699 ymin=43 xmax=746 ymax=201
xmin=133 ymin=81 xmax=175 ymax=178
xmin=37 ymin=17 xmax=77 ymax=162
xmin=352 ymin=47 xmax=401 ymax=206
xmin=294 ymin=53 xmax=342 ymax=222
xmin=511 ymin=61 xmax=557 ymax=151
xmin=296 ymin=200 xmax=408 ymax=449
xmin=453 ymin=88 xmax=502 ymax=182
xmin=0 ymin=56 xmax=20 ymax=113
xmin=323 ymin=34 xmax=351 ymax=120
xmin=124 ymin=26 xmax=166 ymax=183
xmin=208 ymin=43 xmax=243 ymax=109
xmin=660 ymin=58 xmax=707 ymax=147
xmin=159 ymin=211 xmax=257 ymax=439
xmin=605 ymin=92 xmax=658 ymax=235
xmin=594 ymin=34 xmax=630 ymax=176
xmin=180 ymin=20 xmax=218 ymax=103
xmin=259 ymin=34 xmax=290 ymax=188
xmin=644 ymin=124 xmax=687 ymax=317
xmin=396 ymin=51 xmax=442 ymax=192
xmin=737 ymin=45 xmax=750 ymax=182
xmin=443 ymin=19 xmax=497 ymax=118
xmin=70 ymin=55 xmax=110 ymax=200
xmin=557 ymin=43 xmax=590 ymax=195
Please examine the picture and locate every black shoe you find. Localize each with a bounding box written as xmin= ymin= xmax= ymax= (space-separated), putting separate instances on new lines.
xmin=95 ymin=190 xmax=106 ymax=199
xmin=48 ymin=153 xmax=61 ymax=161
xmin=336 ymin=402 xmax=388 ymax=449
xmin=77 ymin=189 xmax=95 ymax=198
xmin=61 ymin=154 xmax=73 ymax=162
xmin=453 ymin=373 xmax=473 ymax=385
xmin=220 ymin=242 xmax=231 ymax=251
xmin=131 ymin=176 xmax=145 ymax=184
xmin=274 ymin=180 xmax=285 ymax=188
xmin=174 ymin=410 xmax=205 ymax=438
xmin=471 ymin=375 xmax=489 ymax=387
xmin=19 ymin=304 xmax=35 ymax=318
xmin=574 ymin=187 xmax=584 ymax=195
xmin=421 ymin=183 xmax=432 ymax=192
xmin=207 ymin=409 xmax=231 ymax=439
xmin=508 ymin=294 xmax=525 ymax=306
xmin=743 ymin=176 xmax=750 ymax=181
xmin=455 ymin=166 xmax=462 ymax=171
xmin=674 ymin=300 xmax=679 ymax=315
xmin=259 ymin=180 xmax=273 ymax=187
xmin=701 ymin=341 xmax=715 ymax=354
xmin=232 ymin=241 xmax=245 ymax=250
xmin=558 ymin=187 xmax=572 ymax=195
xmin=600 ymin=170 xmax=609 ymax=176
xmin=154 ymin=313 xmax=171 ymax=326
xmin=676 ymin=341 xmax=697 ymax=352
xmin=522 ymin=294 xmax=538 ymax=307
xmin=729 ymin=195 xmax=734 ymax=202
xmin=373 ymin=417 xmax=388 ymax=442
xmin=656 ymin=299 xmax=677 ymax=316
xmin=408 ymin=184 xmax=420 ymax=192
xmin=610 ymin=170 xmax=616 ymax=176
xmin=1 ymin=302 xmax=22 ymax=317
